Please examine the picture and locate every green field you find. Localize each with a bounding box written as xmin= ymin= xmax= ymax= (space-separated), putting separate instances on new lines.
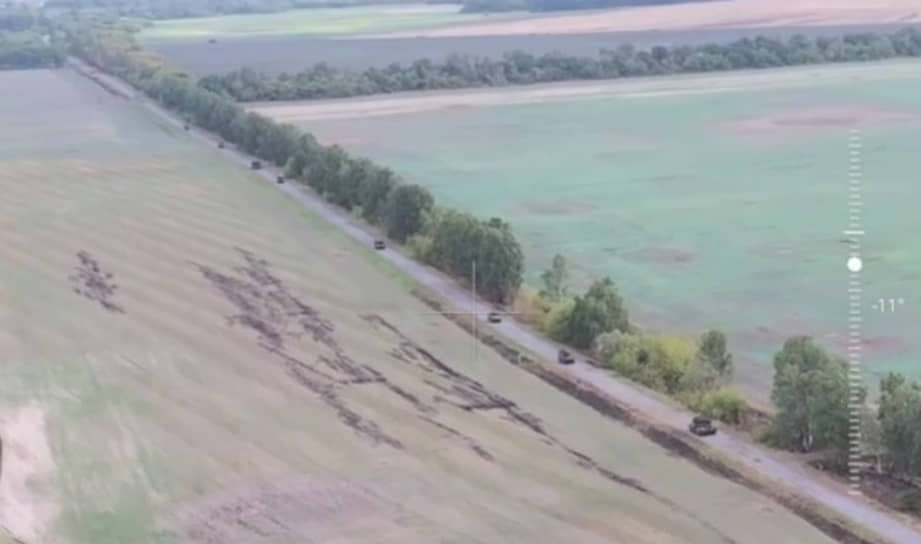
xmin=272 ymin=60 xmax=921 ymax=400
xmin=0 ymin=68 xmax=838 ymax=543
xmin=138 ymin=3 xmax=505 ymax=39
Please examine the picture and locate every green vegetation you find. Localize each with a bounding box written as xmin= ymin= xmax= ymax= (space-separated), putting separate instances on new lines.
xmin=878 ymin=373 xmax=921 ymax=478
xmin=199 ymin=29 xmax=921 ymax=101
xmin=460 ymin=0 xmax=692 ymax=13
xmin=0 ymin=5 xmax=64 ymax=69
xmin=139 ymin=4 xmax=496 ymax=40
xmin=766 ymin=337 xmax=853 ymax=466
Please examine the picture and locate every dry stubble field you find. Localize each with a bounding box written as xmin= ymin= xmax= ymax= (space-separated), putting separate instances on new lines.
xmin=369 ymin=0 xmax=921 ymax=38
xmin=0 ymin=68 xmax=838 ymax=544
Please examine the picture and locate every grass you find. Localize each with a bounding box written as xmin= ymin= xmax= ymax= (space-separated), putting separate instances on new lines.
xmin=137 ymin=4 xmax=508 ymax=40
xmin=0 ymin=67 xmax=841 ymax=544
xmin=266 ymin=59 xmax=921 ymax=403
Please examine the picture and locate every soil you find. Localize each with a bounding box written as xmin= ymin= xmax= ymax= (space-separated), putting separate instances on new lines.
xmin=521 ymin=199 xmax=598 ymax=215
xmin=625 ymin=247 xmax=697 ymax=265
xmin=723 ymin=106 xmax=918 ymax=136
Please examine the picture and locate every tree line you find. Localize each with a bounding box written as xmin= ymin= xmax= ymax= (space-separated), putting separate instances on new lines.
xmin=199 ymin=28 xmax=921 ymax=102
xmin=523 ymin=254 xmax=921 ymax=509
xmin=460 ymin=0 xmax=691 ymax=14
xmin=0 ymin=6 xmax=64 ymax=69
xmin=60 ymin=14 xmax=523 ymax=302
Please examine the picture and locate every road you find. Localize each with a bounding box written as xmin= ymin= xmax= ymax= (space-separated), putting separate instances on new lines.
xmin=73 ymin=59 xmax=921 ymax=544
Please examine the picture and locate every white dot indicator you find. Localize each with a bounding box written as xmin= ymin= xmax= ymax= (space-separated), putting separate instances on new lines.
xmin=847 ymin=257 xmax=863 ymax=272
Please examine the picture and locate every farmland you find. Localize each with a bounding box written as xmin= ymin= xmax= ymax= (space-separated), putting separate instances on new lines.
xmin=145 ymin=22 xmax=921 ymax=75
xmin=137 ymin=3 xmax=510 ymax=40
xmin=254 ymin=59 xmax=921 ymax=401
xmin=0 ymin=67 xmax=841 ymax=544
xmin=139 ymin=0 xmax=921 ymax=75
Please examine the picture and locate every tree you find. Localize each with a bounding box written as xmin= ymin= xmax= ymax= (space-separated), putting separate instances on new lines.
xmin=860 ymin=404 xmax=884 ymax=474
xmin=770 ymin=336 xmax=852 ymax=462
xmin=539 ymin=253 xmax=568 ymax=301
xmin=696 ymin=329 xmax=734 ymax=380
xmin=878 ymin=374 xmax=921 ymax=477
xmin=358 ymin=166 xmax=397 ymax=223
xmin=557 ymin=277 xmax=629 ymax=349
xmin=383 ymin=184 xmax=434 ymax=242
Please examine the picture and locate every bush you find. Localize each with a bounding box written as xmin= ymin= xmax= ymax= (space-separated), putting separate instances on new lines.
xmin=606 ymin=333 xmax=694 ymax=394
xmin=542 ymin=298 xmax=575 ymax=338
xmin=692 ymin=388 xmax=749 ymax=425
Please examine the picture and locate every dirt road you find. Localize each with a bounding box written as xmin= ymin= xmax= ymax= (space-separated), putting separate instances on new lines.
xmin=70 ymin=58 xmax=921 ymax=544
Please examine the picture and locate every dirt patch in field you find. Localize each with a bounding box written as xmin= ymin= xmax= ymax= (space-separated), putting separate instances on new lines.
xmin=521 ymin=199 xmax=598 ymax=215
xmin=624 ymin=247 xmax=696 ymax=265
xmin=68 ymin=250 xmax=124 ymax=314
xmin=0 ymin=405 xmax=56 ymax=544
xmin=362 ymin=0 xmax=921 ymax=38
xmin=827 ymin=333 xmax=910 ymax=357
xmin=724 ymin=106 xmax=918 ymax=136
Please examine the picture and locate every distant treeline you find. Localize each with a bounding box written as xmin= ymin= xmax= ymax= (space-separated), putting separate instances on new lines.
xmin=460 ymin=0 xmax=702 ymax=13
xmin=61 ymin=15 xmax=524 ymax=302
xmin=0 ymin=6 xmax=64 ymax=69
xmin=43 ymin=0 xmax=428 ymax=19
xmin=199 ymin=29 xmax=921 ymax=102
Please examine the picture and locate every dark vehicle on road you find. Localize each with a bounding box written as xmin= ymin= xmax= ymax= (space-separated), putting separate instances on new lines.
xmin=373 ymin=240 xmax=386 ymax=250
xmin=557 ymin=349 xmax=575 ymax=365
xmin=251 ymin=160 xmax=261 ymax=170
xmin=487 ymin=312 xmax=502 ymax=323
xmin=218 ymin=141 xmax=225 ymax=149
xmin=689 ymin=416 xmax=717 ymax=436
xmin=276 ymin=175 xmax=285 ymax=184
xmin=183 ymin=123 xmax=189 ymax=131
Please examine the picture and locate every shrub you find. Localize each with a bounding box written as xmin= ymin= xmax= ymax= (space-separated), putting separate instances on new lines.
xmin=693 ymin=387 xmax=749 ymax=425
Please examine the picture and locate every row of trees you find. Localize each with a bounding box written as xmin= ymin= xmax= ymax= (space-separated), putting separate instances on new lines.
xmin=0 ymin=5 xmax=64 ymax=69
xmin=199 ymin=29 xmax=921 ymax=102
xmin=526 ymin=253 xmax=921 ymax=496
xmin=768 ymin=337 xmax=921 ymax=509
xmin=61 ymin=15 xmax=523 ymax=302
xmin=460 ymin=0 xmax=689 ymax=13
xmin=0 ymin=31 xmax=64 ymax=69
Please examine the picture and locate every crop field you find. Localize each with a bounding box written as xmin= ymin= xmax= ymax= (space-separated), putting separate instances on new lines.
xmin=147 ymin=23 xmax=921 ymax=75
xmin=0 ymin=68 xmax=838 ymax=544
xmin=137 ymin=4 xmax=510 ymax=40
xmin=256 ymin=60 xmax=921 ymax=400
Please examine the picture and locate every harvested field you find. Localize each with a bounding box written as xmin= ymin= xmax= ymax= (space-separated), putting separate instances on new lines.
xmin=138 ymin=3 xmax=506 ymax=40
xmin=0 ymin=67 xmax=840 ymax=543
xmin=258 ymin=59 xmax=921 ymax=402
xmin=370 ymin=0 xmax=921 ymax=38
